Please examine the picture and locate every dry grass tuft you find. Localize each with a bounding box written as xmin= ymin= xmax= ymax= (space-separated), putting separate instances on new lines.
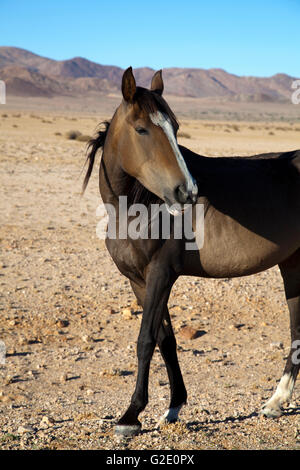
xmin=65 ymin=130 xmax=82 ymax=140
xmin=177 ymin=131 xmax=191 ymax=139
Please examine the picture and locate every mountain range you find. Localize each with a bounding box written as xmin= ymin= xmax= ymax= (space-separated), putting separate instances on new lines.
xmin=0 ymin=46 xmax=297 ymax=102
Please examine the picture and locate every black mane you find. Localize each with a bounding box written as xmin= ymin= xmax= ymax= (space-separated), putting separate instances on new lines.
xmin=82 ymin=121 xmax=110 ymax=194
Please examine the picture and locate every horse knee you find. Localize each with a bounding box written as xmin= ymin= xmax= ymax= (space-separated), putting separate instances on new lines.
xmin=137 ymin=335 xmax=155 ymax=359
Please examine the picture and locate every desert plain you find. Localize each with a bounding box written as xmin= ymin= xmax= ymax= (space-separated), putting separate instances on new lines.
xmin=0 ymin=94 xmax=300 ymax=450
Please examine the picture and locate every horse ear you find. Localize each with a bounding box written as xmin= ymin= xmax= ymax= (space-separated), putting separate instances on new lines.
xmin=122 ymin=67 xmax=136 ymax=102
xmin=151 ymin=70 xmax=164 ymax=95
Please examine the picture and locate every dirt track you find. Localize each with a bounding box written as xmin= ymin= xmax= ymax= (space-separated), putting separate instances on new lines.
xmin=0 ymin=110 xmax=300 ymax=450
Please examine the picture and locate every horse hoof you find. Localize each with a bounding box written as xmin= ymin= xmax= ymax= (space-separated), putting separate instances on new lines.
xmin=260 ymin=405 xmax=283 ymax=419
xmin=115 ymin=423 xmax=141 ymax=437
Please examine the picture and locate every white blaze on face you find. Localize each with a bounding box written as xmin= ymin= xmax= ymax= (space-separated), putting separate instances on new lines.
xmin=149 ymin=111 xmax=197 ymax=196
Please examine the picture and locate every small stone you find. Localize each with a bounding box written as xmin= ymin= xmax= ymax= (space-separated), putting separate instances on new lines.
xmin=122 ymin=308 xmax=134 ymax=320
xmin=6 ymin=346 xmax=16 ymax=355
xmin=17 ymin=425 xmax=35 ymax=434
xmin=27 ymin=370 xmax=38 ymax=379
xmin=130 ymin=300 xmax=141 ymax=311
xmin=4 ymin=374 xmax=14 ymax=385
xmin=82 ymin=334 xmax=92 ymax=343
xmin=179 ymin=326 xmax=200 ymax=340
xmin=100 ymin=368 xmax=122 ymax=377
xmin=158 ymin=380 xmax=167 ymax=386
xmin=56 ymin=319 xmax=69 ymax=328
xmin=270 ymin=342 xmax=284 ymax=350
xmin=0 ymin=393 xmax=11 ymax=403
xmin=18 ymin=336 xmax=27 ymax=345
xmin=234 ymin=323 xmax=245 ymax=330
xmin=40 ymin=416 xmax=55 ymax=429
xmin=60 ymin=373 xmax=68 ymax=382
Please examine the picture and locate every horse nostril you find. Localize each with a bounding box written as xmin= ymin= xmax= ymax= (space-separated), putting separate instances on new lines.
xmin=174 ymin=182 xmax=198 ymax=204
xmin=174 ymin=184 xmax=190 ymax=204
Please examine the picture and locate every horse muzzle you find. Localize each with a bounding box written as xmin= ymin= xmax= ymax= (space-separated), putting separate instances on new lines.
xmin=164 ymin=180 xmax=198 ymax=216
xmin=174 ymin=181 xmax=198 ymax=205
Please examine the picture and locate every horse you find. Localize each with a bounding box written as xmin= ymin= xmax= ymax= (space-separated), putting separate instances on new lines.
xmin=83 ymin=66 xmax=300 ymax=437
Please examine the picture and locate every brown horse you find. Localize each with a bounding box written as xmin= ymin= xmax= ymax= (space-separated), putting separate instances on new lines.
xmin=83 ymin=67 xmax=300 ymax=437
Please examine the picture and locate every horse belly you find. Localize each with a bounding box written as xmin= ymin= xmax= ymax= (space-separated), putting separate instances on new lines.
xmin=184 ymin=211 xmax=300 ymax=278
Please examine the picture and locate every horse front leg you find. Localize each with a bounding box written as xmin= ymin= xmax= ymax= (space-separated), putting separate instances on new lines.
xmin=129 ymin=280 xmax=187 ymax=429
xmin=115 ymin=264 xmax=176 ymax=437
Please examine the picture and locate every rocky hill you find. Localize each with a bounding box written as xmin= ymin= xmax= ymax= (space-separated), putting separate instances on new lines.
xmin=0 ymin=46 xmax=297 ymax=102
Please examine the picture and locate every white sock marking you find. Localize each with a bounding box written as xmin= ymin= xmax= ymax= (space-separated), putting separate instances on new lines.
xmin=261 ymin=372 xmax=295 ymax=417
xmin=157 ymin=404 xmax=184 ymax=427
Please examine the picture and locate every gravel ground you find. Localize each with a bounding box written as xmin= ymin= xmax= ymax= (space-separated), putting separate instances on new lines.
xmin=0 ymin=111 xmax=299 ymax=450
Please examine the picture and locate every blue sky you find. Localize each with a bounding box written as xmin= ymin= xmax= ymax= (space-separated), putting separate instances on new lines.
xmin=1 ymin=0 xmax=299 ymax=77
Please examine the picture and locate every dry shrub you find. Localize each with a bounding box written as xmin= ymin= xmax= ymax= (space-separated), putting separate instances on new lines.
xmin=65 ymin=130 xmax=82 ymax=140
xmin=177 ymin=131 xmax=191 ymax=139
xmin=227 ymin=124 xmax=239 ymax=132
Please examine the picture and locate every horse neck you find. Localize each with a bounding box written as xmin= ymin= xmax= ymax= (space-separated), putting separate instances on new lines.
xmin=99 ymin=123 xmax=132 ymax=210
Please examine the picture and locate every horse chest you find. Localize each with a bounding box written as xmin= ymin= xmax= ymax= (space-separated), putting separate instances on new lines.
xmin=105 ymin=238 xmax=148 ymax=281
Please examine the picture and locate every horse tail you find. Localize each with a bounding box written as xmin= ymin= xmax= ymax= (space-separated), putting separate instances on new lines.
xmin=82 ymin=121 xmax=110 ymax=194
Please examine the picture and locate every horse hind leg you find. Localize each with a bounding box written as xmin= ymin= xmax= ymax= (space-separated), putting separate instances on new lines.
xmin=261 ymin=251 xmax=300 ymax=418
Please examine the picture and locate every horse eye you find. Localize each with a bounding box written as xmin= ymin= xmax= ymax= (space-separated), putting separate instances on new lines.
xmin=135 ymin=127 xmax=148 ymax=135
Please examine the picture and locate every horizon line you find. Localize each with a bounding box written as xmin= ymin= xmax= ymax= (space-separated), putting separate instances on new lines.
xmin=0 ymin=45 xmax=298 ymax=80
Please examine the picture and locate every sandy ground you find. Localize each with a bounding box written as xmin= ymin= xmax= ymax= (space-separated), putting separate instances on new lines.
xmin=0 ymin=105 xmax=300 ymax=450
